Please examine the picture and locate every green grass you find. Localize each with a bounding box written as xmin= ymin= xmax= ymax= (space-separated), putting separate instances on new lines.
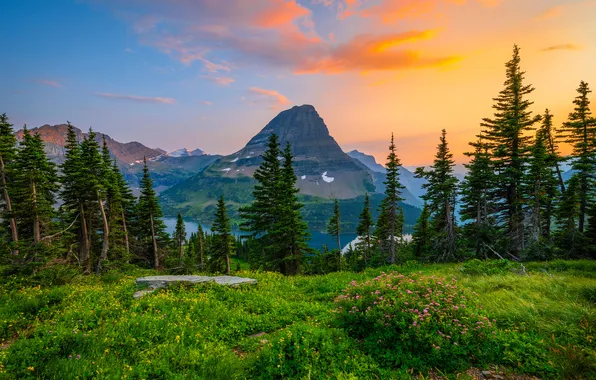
xmin=0 ymin=261 xmax=594 ymax=379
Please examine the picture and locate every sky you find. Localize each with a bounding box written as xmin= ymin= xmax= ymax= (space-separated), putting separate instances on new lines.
xmin=1 ymin=0 xmax=595 ymax=166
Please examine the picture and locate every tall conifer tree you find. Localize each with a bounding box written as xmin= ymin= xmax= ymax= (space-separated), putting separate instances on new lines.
xmin=414 ymin=129 xmax=458 ymax=261
xmin=559 ymin=81 xmax=596 ymax=233
xmin=327 ymin=199 xmax=342 ymax=269
xmin=174 ymin=212 xmax=186 ymax=262
xmin=0 ymin=113 xmax=19 ymax=252
xmin=375 ymin=134 xmax=405 ymax=264
xmin=356 ymin=193 xmax=373 ymax=266
xmin=480 ymin=45 xmax=540 ymax=255
xmin=211 ymin=196 xmax=233 ymax=274
xmin=412 ymin=202 xmax=431 ymax=260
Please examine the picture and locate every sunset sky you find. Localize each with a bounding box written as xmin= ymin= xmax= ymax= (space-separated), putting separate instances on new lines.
xmin=2 ymin=0 xmax=595 ymax=165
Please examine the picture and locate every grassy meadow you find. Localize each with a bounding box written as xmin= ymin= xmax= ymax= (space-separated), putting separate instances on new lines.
xmin=0 ymin=260 xmax=594 ymax=379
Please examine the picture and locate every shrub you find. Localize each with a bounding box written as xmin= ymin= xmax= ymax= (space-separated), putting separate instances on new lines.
xmin=333 ymin=272 xmax=500 ymax=371
xmin=460 ymin=259 xmax=518 ymax=276
xmin=252 ymin=322 xmax=387 ymax=379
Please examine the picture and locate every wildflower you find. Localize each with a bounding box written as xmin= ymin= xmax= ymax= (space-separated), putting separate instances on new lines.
xmin=27 ymin=367 xmax=34 ymax=372
xmin=76 ymin=355 xmax=81 ymax=360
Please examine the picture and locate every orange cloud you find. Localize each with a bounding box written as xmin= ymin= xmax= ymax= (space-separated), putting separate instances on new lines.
xmin=536 ymin=5 xmax=564 ymax=21
xmin=295 ymin=31 xmax=460 ymax=74
xmin=248 ymin=87 xmax=290 ymax=108
xmin=541 ymin=44 xmax=581 ymax=52
xmin=95 ymin=93 xmax=175 ymax=104
xmin=251 ymin=0 xmax=311 ymax=28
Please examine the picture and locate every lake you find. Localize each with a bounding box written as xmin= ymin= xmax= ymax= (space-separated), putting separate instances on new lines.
xmin=163 ymin=218 xmax=358 ymax=251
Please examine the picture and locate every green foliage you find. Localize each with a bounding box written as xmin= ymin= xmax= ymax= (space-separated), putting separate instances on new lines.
xmin=209 ymin=196 xmax=234 ymax=274
xmin=459 ymin=259 xmax=518 ymax=276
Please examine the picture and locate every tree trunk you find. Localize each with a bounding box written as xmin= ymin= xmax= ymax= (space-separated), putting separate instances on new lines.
xmin=121 ymin=210 xmax=130 ymax=262
xmin=0 ymin=155 xmax=18 ymax=254
xmin=198 ymin=235 xmax=204 ymax=271
xmin=445 ymin=199 xmax=455 ymax=259
xmin=179 ymin=240 xmax=183 ymax=262
xmin=364 ymin=232 xmax=370 ymax=266
xmin=389 ymin=204 xmax=396 ymax=264
xmin=579 ymin=177 xmax=587 ymax=233
xmin=546 ymin=136 xmax=566 ymax=194
xmin=79 ymin=204 xmax=90 ymax=273
xmin=150 ymin=213 xmax=159 ymax=269
xmin=31 ymin=181 xmax=40 ymax=244
xmin=96 ymin=194 xmax=110 ymax=274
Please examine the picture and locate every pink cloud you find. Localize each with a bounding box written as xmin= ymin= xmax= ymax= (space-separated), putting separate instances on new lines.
xmin=95 ymin=92 xmax=175 ymax=104
xmin=202 ymin=76 xmax=235 ymax=86
xmin=37 ymin=80 xmax=61 ymax=88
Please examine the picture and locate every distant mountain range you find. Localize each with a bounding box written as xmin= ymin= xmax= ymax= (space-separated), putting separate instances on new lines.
xmin=14 ymin=124 xmax=219 ymax=194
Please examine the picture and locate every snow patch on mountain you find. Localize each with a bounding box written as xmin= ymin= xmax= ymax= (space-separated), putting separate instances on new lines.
xmin=167 ymin=148 xmax=206 ymax=157
xmin=301 ymin=175 xmax=306 ymax=180
xmin=222 ymin=168 xmax=231 ymax=173
xmin=322 ymin=172 xmax=334 ymax=183
xmin=230 ymin=157 xmax=239 ymax=163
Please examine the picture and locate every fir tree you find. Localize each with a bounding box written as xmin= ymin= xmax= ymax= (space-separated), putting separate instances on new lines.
xmin=135 ymin=157 xmax=167 ymax=269
xmin=412 ymin=202 xmax=431 ymax=260
xmin=375 ymin=134 xmax=405 ymax=264
xmin=560 ymin=81 xmax=596 ymax=233
xmin=555 ymin=175 xmax=588 ymax=258
xmin=587 ymin=203 xmax=596 ymax=258
xmin=414 ymin=129 xmax=458 ymax=261
xmin=196 ymin=224 xmax=205 ymax=271
xmin=174 ymin=212 xmax=186 ymax=262
xmin=0 ymin=113 xmax=18 ymax=253
xmin=327 ymin=199 xmax=341 ymax=269
xmin=240 ymin=134 xmax=282 ymax=270
xmin=276 ymin=142 xmax=309 ymax=275
xmin=480 ymin=45 xmax=541 ymax=255
xmin=12 ymin=127 xmax=58 ymax=245
xmin=211 ymin=196 xmax=233 ymax=274
xmin=460 ymin=137 xmax=496 ymax=258
xmin=541 ymin=109 xmax=566 ymax=194
xmin=356 ymin=193 xmax=373 ymax=266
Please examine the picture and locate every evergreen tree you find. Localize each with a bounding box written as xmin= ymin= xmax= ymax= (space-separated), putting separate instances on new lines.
xmin=79 ymin=130 xmax=110 ymax=274
xmin=587 ymin=203 xmax=596 ymax=258
xmin=111 ymin=159 xmax=135 ymax=261
xmin=211 ymin=196 xmax=233 ymax=274
xmin=460 ymin=137 xmax=496 ymax=258
xmin=135 ymin=157 xmax=167 ymax=269
xmin=196 ymin=224 xmax=205 ymax=271
xmin=327 ymin=199 xmax=341 ymax=269
xmin=356 ymin=193 xmax=373 ymax=266
xmin=240 ymin=134 xmax=282 ymax=270
xmin=541 ymin=109 xmax=566 ymax=194
xmin=241 ymin=136 xmax=308 ymax=274
xmin=412 ymin=202 xmax=431 ymax=260
xmin=0 ymin=113 xmax=18 ymax=253
xmin=276 ymin=142 xmax=309 ymax=275
xmin=480 ymin=45 xmax=541 ymax=255
xmin=375 ymin=134 xmax=405 ymax=264
xmin=174 ymin=212 xmax=186 ymax=262
xmin=12 ymin=127 xmax=58 ymax=245
xmin=414 ymin=129 xmax=458 ymax=261
xmin=555 ymin=175 xmax=588 ymax=258
xmin=560 ymin=81 xmax=596 ymax=233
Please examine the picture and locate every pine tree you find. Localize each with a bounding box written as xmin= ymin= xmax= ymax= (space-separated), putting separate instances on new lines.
xmin=586 ymin=203 xmax=596 ymax=258
xmin=276 ymin=142 xmax=309 ymax=275
xmin=356 ymin=193 xmax=373 ymax=266
xmin=412 ymin=202 xmax=431 ymax=260
xmin=460 ymin=137 xmax=496 ymax=258
xmin=12 ymin=127 xmax=58 ymax=245
xmin=555 ymin=175 xmax=588 ymax=258
xmin=327 ymin=199 xmax=341 ymax=269
xmin=111 ymin=160 xmax=135 ymax=261
xmin=480 ymin=45 xmax=541 ymax=256
xmin=59 ymin=123 xmax=91 ymax=266
xmin=560 ymin=81 xmax=596 ymax=233
xmin=196 ymin=224 xmax=205 ymax=271
xmin=375 ymin=134 xmax=405 ymax=264
xmin=135 ymin=157 xmax=167 ymax=269
xmin=414 ymin=129 xmax=458 ymax=261
xmin=211 ymin=196 xmax=233 ymax=274
xmin=240 ymin=134 xmax=282 ymax=270
xmin=0 ymin=113 xmax=18 ymax=253
xmin=541 ymin=109 xmax=566 ymax=194
xmin=79 ymin=130 xmax=110 ymax=274
xmin=174 ymin=212 xmax=186 ymax=262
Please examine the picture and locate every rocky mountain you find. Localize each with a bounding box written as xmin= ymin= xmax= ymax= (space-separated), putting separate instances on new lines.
xmin=160 ymin=105 xmax=422 ymax=230
xmin=348 ymin=150 xmax=425 ymax=206
xmin=15 ymin=124 xmax=218 ymax=194
xmin=166 ymin=148 xmax=206 ymax=157
xmin=15 ymin=124 xmax=163 ymax=165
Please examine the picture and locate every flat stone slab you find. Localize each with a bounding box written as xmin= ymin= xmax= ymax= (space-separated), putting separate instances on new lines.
xmin=133 ymin=275 xmax=257 ymax=298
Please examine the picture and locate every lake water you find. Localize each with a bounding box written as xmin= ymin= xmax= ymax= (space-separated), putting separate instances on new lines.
xmin=163 ymin=218 xmax=357 ymax=251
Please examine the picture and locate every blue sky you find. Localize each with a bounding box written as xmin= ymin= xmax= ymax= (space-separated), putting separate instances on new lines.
xmin=1 ymin=0 xmax=594 ymax=164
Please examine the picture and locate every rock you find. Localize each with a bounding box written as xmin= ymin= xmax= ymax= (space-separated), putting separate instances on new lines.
xmin=481 ymin=370 xmax=492 ymax=378
xmin=249 ymin=332 xmax=267 ymax=338
xmin=134 ymin=275 xmax=257 ymax=298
